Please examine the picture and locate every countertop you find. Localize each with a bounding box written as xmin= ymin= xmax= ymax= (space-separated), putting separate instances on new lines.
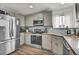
xmin=20 ymin=32 xmax=79 ymax=54
xmin=64 ymin=35 xmax=79 ymax=55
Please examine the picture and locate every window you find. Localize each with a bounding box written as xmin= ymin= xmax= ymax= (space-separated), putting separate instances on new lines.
xmin=53 ymin=15 xmax=65 ymax=28
xmin=53 ymin=14 xmax=71 ymax=28
xmin=59 ymin=16 xmax=65 ymax=28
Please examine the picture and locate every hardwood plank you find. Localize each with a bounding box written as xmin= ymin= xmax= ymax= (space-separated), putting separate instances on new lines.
xmin=10 ymin=44 xmax=53 ymax=55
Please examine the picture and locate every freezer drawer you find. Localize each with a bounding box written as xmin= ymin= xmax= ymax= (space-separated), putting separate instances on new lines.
xmin=0 ymin=40 xmax=12 ymax=55
xmin=15 ymin=39 xmax=20 ymax=49
xmin=11 ymin=39 xmax=15 ymax=52
xmin=0 ymin=42 xmax=7 ymax=55
xmin=0 ymin=26 xmax=6 ymax=42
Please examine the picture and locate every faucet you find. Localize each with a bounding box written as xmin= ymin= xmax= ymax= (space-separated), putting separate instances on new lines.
xmin=66 ymin=26 xmax=71 ymax=35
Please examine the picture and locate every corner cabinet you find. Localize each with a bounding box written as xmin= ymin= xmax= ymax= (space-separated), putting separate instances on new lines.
xmin=42 ymin=34 xmax=64 ymax=55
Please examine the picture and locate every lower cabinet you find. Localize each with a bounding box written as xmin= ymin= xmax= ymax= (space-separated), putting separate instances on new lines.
xmin=42 ymin=34 xmax=64 ymax=55
xmin=25 ymin=34 xmax=31 ymax=45
xmin=42 ymin=34 xmax=52 ymax=50
xmin=51 ymin=36 xmax=64 ymax=55
xmin=20 ymin=33 xmax=25 ymax=45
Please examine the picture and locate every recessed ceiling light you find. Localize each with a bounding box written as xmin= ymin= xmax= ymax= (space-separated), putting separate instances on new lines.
xmin=29 ymin=5 xmax=34 ymax=9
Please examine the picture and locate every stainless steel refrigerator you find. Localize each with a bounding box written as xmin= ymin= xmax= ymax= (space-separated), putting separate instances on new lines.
xmin=0 ymin=14 xmax=20 ymax=55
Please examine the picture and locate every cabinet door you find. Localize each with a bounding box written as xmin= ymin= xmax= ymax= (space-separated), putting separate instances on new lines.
xmin=25 ymin=34 xmax=31 ymax=45
xmin=43 ymin=12 xmax=52 ymax=26
xmin=42 ymin=35 xmax=52 ymax=50
xmin=51 ymin=36 xmax=63 ymax=55
xmin=20 ymin=33 xmax=24 ymax=45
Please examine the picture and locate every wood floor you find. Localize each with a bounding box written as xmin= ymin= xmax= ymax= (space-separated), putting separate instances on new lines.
xmin=10 ymin=44 xmax=53 ymax=55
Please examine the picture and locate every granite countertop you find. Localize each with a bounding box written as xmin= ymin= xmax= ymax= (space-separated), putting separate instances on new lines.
xmin=64 ymin=35 xmax=79 ymax=55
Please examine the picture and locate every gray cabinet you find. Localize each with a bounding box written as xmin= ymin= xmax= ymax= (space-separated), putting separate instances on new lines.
xmin=42 ymin=34 xmax=52 ymax=50
xmin=51 ymin=36 xmax=64 ymax=55
xmin=43 ymin=11 xmax=52 ymax=26
xmin=42 ymin=34 xmax=64 ymax=55
xmin=20 ymin=33 xmax=25 ymax=45
xmin=25 ymin=33 xmax=31 ymax=45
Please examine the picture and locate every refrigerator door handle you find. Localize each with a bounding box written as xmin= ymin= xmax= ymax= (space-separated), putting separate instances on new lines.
xmin=9 ymin=20 xmax=11 ymax=37
xmin=11 ymin=19 xmax=13 ymax=37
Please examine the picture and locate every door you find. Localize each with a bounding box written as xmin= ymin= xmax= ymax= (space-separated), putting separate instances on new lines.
xmin=15 ymin=39 xmax=20 ymax=49
xmin=6 ymin=40 xmax=12 ymax=54
xmin=0 ymin=18 xmax=10 ymax=40
xmin=0 ymin=42 xmax=7 ymax=55
xmin=11 ymin=39 xmax=15 ymax=52
xmin=15 ymin=18 xmax=20 ymax=38
xmin=11 ymin=17 xmax=20 ymax=39
xmin=11 ymin=17 xmax=16 ymax=39
xmin=0 ymin=40 xmax=12 ymax=55
xmin=0 ymin=26 xmax=6 ymax=42
xmin=42 ymin=35 xmax=52 ymax=50
xmin=51 ymin=36 xmax=63 ymax=55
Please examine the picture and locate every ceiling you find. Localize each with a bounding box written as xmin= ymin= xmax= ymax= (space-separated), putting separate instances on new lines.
xmin=0 ymin=3 xmax=74 ymax=15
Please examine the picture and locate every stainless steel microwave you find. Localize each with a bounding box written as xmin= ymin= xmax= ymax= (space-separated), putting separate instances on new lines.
xmin=33 ymin=20 xmax=44 ymax=26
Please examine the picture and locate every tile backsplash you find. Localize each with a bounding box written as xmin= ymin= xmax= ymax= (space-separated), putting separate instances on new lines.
xmin=47 ymin=28 xmax=79 ymax=36
xmin=20 ymin=26 xmax=79 ymax=36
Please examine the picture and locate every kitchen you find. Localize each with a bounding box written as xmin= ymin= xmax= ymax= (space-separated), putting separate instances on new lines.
xmin=0 ymin=3 xmax=79 ymax=55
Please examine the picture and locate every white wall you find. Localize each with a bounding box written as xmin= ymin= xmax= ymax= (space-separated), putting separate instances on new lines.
xmin=52 ymin=5 xmax=76 ymax=28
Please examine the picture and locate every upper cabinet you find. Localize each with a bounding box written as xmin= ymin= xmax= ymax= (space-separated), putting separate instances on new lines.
xmin=43 ymin=11 xmax=52 ymax=26
xmin=25 ymin=11 xmax=52 ymax=26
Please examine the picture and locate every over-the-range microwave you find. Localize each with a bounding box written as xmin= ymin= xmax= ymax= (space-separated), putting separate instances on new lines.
xmin=33 ymin=20 xmax=44 ymax=26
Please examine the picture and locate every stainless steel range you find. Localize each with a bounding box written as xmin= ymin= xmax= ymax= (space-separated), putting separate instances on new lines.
xmin=30 ymin=26 xmax=45 ymax=49
xmin=31 ymin=34 xmax=42 ymax=49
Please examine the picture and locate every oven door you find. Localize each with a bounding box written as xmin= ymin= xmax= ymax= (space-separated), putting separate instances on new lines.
xmin=31 ymin=35 xmax=42 ymax=45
